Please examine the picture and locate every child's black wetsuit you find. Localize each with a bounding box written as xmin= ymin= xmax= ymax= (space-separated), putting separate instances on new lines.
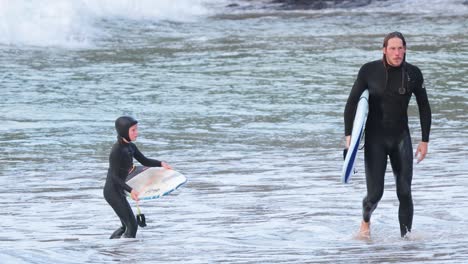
xmin=344 ymin=60 xmax=431 ymax=237
xmin=103 ymin=116 xmax=162 ymax=239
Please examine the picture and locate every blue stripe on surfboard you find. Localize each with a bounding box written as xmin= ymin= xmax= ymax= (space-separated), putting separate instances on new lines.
xmin=139 ymin=178 xmax=187 ymax=201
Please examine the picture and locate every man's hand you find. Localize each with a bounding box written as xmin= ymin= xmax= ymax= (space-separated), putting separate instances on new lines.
xmin=343 ymin=135 xmax=351 ymax=160
xmin=415 ymin=141 xmax=428 ymax=164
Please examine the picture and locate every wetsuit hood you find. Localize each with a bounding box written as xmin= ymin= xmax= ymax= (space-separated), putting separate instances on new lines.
xmin=115 ymin=116 xmax=138 ymax=142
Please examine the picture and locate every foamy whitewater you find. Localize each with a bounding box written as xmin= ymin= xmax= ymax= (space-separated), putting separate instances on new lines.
xmin=1 ymin=0 xmax=467 ymax=263
xmin=0 ymin=0 xmax=220 ymax=47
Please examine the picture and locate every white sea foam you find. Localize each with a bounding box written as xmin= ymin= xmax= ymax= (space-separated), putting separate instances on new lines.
xmin=0 ymin=0 xmax=221 ymax=47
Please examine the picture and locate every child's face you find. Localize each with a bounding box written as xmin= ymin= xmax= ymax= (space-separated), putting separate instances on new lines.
xmin=128 ymin=124 xmax=138 ymax=141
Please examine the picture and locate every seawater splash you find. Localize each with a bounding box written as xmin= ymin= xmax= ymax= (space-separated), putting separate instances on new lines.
xmin=0 ymin=0 xmax=221 ymax=48
xmin=82 ymin=0 xmax=217 ymax=21
xmin=0 ymin=0 xmax=94 ymax=48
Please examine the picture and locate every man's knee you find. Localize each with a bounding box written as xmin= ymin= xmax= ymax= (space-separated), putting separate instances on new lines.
xmin=397 ymin=185 xmax=412 ymax=202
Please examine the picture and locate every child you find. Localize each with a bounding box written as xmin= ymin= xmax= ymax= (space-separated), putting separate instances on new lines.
xmin=103 ymin=116 xmax=172 ymax=238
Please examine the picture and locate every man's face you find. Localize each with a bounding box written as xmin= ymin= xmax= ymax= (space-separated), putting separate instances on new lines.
xmin=383 ymin=37 xmax=406 ymax=67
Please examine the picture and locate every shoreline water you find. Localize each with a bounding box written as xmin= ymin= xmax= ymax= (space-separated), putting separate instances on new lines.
xmin=1 ymin=0 xmax=467 ymax=263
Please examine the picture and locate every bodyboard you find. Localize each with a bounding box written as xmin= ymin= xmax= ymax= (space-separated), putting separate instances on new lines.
xmin=126 ymin=167 xmax=187 ymax=200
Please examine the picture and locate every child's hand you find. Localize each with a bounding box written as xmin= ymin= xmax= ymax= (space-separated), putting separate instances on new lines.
xmin=161 ymin=162 xmax=173 ymax=170
xmin=130 ymin=189 xmax=139 ymax=201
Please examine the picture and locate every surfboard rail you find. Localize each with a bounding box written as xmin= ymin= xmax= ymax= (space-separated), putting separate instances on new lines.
xmin=342 ymin=89 xmax=369 ymax=184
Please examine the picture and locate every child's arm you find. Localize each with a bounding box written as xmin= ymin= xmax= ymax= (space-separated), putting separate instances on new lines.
xmin=132 ymin=144 xmax=162 ymax=167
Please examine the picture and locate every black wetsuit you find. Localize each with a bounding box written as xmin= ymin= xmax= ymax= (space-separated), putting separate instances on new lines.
xmin=344 ymin=59 xmax=431 ymax=237
xmin=103 ymin=116 xmax=162 ymax=239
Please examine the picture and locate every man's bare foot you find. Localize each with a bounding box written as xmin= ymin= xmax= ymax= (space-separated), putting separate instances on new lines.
xmin=357 ymin=220 xmax=371 ymax=239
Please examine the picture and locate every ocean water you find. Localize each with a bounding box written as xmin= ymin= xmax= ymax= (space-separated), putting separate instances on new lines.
xmin=1 ymin=0 xmax=467 ymax=263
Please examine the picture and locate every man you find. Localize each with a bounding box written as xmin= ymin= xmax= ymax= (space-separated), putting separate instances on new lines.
xmin=344 ymin=32 xmax=432 ymax=238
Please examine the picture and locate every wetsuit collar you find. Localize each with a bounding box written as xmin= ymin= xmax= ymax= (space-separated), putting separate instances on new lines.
xmin=387 ymin=63 xmax=404 ymax=70
xmin=118 ymin=136 xmax=131 ymax=144
xmin=383 ymin=56 xmax=406 ymax=69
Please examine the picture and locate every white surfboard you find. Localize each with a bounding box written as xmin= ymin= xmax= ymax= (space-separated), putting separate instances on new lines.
xmin=126 ymin=167 xmax=187 ymax=200
xmin=342 ymin=89 xmax=369 ymax=184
